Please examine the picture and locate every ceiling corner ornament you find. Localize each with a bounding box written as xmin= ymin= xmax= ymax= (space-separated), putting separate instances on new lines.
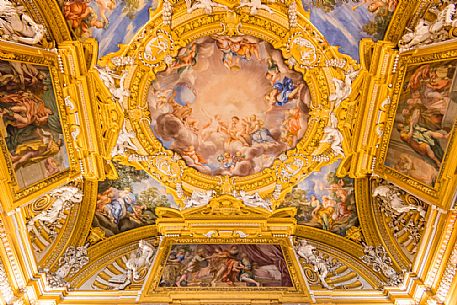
xmin=92 ymin=240 xmax=156 ymax=290
xmin=47 ymin=244 xmax=89 ymax=288
xmin=372 ymin=180 xmax=427 ymax=257
xmin=26 ymin=186 xmax=83 ymax=239
xmin=294 ymin=237 xmax=371 ymax=290
xmin=399 ymin=2 xmax=457 ymax=53
xmin=373 ymin=182 xmax=426 ymax=218
xmin=93 ymin=0 xmax=358 ymax=210
xmin=0 ymin=0 xmax=46 ymax=46
xmin=361 ymin=245 xmax=403 ymax=287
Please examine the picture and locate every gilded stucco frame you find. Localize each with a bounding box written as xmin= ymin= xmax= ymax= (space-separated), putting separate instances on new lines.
xmin=374 ymin=42 xmax=457 ymax=208
xmin=98 ymin=0 xmax=359 ymax=209
xmin=0 ymin=42 xmax=79 ymax=210
xmin=141 ymin=236 xmax=312 ymax=304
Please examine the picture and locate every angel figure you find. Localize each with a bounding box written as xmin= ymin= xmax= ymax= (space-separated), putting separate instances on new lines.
xmin=238 ymin=0 xmax=272 ymax=15
xmin=185 ymin=0 xmax=228 ymax=14
xmin=329 ymin=69 xmax=359 ymax=109
xmin=184 ymin=190 xmax=214 ymax=209
xmin=235 ymin=190 xmax=272 ymax=211
xmin=111 ymin=122 xmax=139 ymax=157
xmin=320 ymin=113 xmax=344 ymax=157
xmin=95 ymin=67 xmax=130 ymax=104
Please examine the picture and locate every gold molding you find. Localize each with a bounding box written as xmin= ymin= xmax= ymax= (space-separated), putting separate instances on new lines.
xmin=141 ymin=236 xmax=312 ymax=304
xmin=374 ymin=42 xmax=457 ymax=208
xmin=0 ymin=41 xmax=80 ymax=211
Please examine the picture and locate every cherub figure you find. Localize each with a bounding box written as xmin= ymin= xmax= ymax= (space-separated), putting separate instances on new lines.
xmin=238 ymin=0 xmax=272 ymax=15
xmin=185 ymin=0 xmax=228 ymax=14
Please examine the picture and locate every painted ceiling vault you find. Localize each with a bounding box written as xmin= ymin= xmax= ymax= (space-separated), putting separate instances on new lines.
xmin=0 ymin=0 xmax=457 ymax=305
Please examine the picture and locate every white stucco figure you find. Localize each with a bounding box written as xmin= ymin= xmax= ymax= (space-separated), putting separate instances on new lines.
xmin=184 ymin=190 xmax=214 ymax=209
xmin=27 ymin=186 xmax=83 ymax=234
xmin=0 ymin=0 xmax=45 ymax=45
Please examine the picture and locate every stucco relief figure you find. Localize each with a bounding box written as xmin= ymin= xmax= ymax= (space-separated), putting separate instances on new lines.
xmin=148 ymin=35 xmax=310 ymax=176
xmin=185 ymin=0 xmax=228 ymax=14
xmin=95 ymin=67 xmax=130 ymax=105
xmin=27 ymin=186 xmax=83 ymax=235
xmin=330 ymin=69 xmax=359 ymax=109
xmin=320 ymin=113 xmax=345 ymax=157
xmin=373 ymin=184 xmax=425 ymax=218
xmin=184 ymin=190 xmax=214 ymax=209
xmin=399 ymin=3 xmax=457 ymax=52
xmin=234 ymin=190 xmax=272 ymax=211
xmin=238 ymin=0 xmax=273 ymax=15
xmin=109 ymin=240 xmax=156 ymax=290
xmin=111 ymin=121 xmax=139 ymax=157
xmin=0 ymin=0 xmax=45 ymax=45
xmin=295 ymin=239 xmax=333 ymax=289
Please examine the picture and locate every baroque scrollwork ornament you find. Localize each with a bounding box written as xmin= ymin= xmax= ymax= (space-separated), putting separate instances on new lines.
xmin=399 ymin=2 xmax=457 ymax=52
xmin=361 ymin=245 xmax=403 ymax=287
xmin=94 ymin=0 xmax=357 ymax=209
xmin=47 ymin=245 xmax=89 ymax=288
xmin=27 ymin=186 xmax=83 ymax=238
xmin=95 ymin=240 xmax=156 ymax=290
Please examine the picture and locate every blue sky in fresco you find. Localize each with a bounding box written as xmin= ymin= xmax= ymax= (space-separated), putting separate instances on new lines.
xmin=91 ymin=1 xmax=377 ymax=61
xmin=296 ymin=160 xmax=343 ymax=200
xmin=92 ymin=1 xmax=152 ymax=57
xmin=302 ymin=1 xmax=374 ymax=61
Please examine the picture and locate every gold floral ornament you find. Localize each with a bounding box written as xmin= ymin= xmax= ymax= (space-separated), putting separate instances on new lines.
xmin=97 ymin=0 xmax=359 ymax=209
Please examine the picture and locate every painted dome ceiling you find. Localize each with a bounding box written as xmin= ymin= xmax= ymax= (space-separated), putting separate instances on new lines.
xmin=0 ymin=0 xmax=457 ymax=305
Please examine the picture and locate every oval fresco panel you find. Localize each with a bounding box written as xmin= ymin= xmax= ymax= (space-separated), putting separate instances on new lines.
xmin=148 ymin=36 xmax=311 ymax=176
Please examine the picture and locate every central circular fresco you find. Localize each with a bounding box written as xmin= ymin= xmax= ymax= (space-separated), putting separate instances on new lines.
xmin=147 ymin=35 xmax=311 ymax=176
